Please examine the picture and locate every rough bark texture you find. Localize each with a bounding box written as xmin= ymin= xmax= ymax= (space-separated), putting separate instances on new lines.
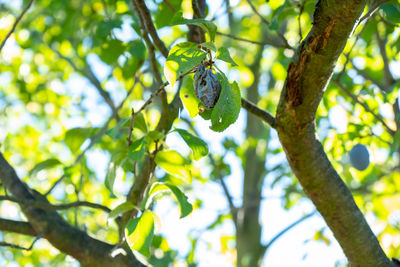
xmin=275 ymin=0 xmax=394 ymax=266
xmin=0 ymin=154 xmax=145 ymax=267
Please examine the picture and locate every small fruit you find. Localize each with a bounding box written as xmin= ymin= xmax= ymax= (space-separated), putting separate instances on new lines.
xmin=193 ymin=63 xmax=221 ymax=109
xmin=349 ymin=144 xmax=370 ymax=171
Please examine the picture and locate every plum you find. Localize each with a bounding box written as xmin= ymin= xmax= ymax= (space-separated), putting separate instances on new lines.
xmin=349 ymin=144 xmax=370 ymax=171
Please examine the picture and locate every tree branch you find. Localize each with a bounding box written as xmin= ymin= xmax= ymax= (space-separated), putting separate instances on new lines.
xmin=52 ymin=49 xmax=120 ymax=120
xmin=0 ymin=195 xmax=111 ymax=213
xmin=0 ymin=153 xmax=143 ymax=267
xmin=241 ymin=98 xmax=276 ymax=128
xmin=0 ymin=0 xmax=35 ymax=52
xmin=131 ymin=0 xmax=169 ymax=58
xmin=275 ymin=0 xmax=394 ymax=266
xmin=245 ymin=0 xmax=292 ymax=49
xmin=216 ymin=31 xmax=290 ymax=49
xmin=265 ymin=211 xmax=317 ymax=250
xmin=358 ymin=0 xmax=391 ymax=25
xmin=45 ymin=80 xmax=136 ymax=195
xmin=0 ymin=218 xmax=36 ymax=236
xmin=333 ymin=79 xmax=395 ymax=135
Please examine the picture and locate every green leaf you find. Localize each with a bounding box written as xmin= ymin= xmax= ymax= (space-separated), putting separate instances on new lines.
xmin=95 ymin=19 xmax=122 ymax=41
xmin=125 ymin=211 xmax=155 ymax=257
xmin=381 ymin=3 xmax=400 ymax=24
xmin=128 ymin=138 xmax=145 ymax=161
xmin=155 ymin=0 xmax=182 ymax=28
xmin=129 ymin=40 xmax=146 ymax=59
xmin=149 ymin=182 xmax=193 ymax=218
xmin=105 ymin=161 xmax=117 ymax=195
xmin=100 ymin=39 xmax=126 ymax=65
xmin=164 ymin=42 xmax=207 ymax=86
xmin=180 ymin=76 xmax=200 ymax=118
xmin=106 ymin=118 xmax=130 ymax=140
xmin=210 ymin=73 xmax=241 ymax=132
xmin=171 ymin=11 xmax=217 ymax=41
xmin=175 ymin=128 xmax=208 ymax=160
xmin=155 ymin=150 xmax=191 ymax=182
xmin=29 ymin=158 xmax=61 ymax=177
xmin=200 ymin=42 xmax=217 ymax=52
xmin=109 ymin=202 xmax=135 ymax=219
xmin=65 ymin=127 xmax=95 ymax=153
xmin=216 ymin=47 xmax=238 ymax=66
xmin=133 ymin=112 xmax=147 ymax=133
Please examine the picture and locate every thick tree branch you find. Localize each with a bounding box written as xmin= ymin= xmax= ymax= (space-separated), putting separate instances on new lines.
xmin=0 ymin=153 xmax=144 ymax=267
xmin=0 ymin=0 xmax=35 ymax=52
xmin=0 ymin=218 xmax=36 ymax=236
xmin=275 ymin=0 xmax=394 ymax=266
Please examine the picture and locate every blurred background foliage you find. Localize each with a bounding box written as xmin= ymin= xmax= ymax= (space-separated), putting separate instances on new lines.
xmin=0 ymin=0 xmax=400 ymax=266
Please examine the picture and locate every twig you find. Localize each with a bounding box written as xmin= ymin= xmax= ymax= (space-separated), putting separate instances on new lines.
xmin=45 ymin=79 xmax=137 ymax=195
xmin=131 ymin=0 xmax=169 ymax=58
xmin=126 ymin=68 xmax=196 ymax=145
xmin=333 ymin=80 xmax=395 ymax=136
xmin=216 ymin=31 xmax=290 ymax=49
xmin=265 ymin=211 xmax=317 ymax=249
xmin=52 ymin=49 xmax=120 ymax=120
xmin=0 ymin=0 xmax=35 ymax=53
xmin=241 ymin=98 xmax=277 ymax=128
xmin=358 ymin=0 xmax=390 ymax=25
xmin=209 ymin=155 xmax=237 ymax=224
xmin=0 ymin=195 xmax=111 ymax=213
xmin=245 ymin=0 xmax=292 ymax=49
xmin=0 ymin=236 xmax=40 ymax=251
xmin=375 ymin=31 xmax=395 ymax=89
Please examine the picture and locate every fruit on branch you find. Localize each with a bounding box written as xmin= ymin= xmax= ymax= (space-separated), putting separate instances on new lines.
xmin=193 ymin=62 xmax=221 ymax=109
xmin=349 ymin=144 xmax=370 ymax=171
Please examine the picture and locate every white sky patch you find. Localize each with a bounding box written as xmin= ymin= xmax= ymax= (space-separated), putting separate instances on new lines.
xmin=328 ymin=105 xmax=348 ymax=134
xmin=390 ymin=61 xmax=400 ymax=78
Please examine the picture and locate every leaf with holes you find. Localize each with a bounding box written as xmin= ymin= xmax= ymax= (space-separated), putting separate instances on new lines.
xmin=210 ymin=73 xmax=241 ymax=132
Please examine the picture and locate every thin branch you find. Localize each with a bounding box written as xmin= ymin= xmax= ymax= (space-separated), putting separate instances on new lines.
xmin=333 ymin=80 xmax=395 ymax=136
xmin=375 ymin=31 xmax=395 ymax=89
xmin=241 ymin=98 xmax=277 ymax=128
xmin=0 ymin=0 xmax=35 ymax=53
xmin=265 ymin=211 xmax=317 ymax=249
xmin=131 ymin=0 xmax=169 ymax=58
xmin=245 ymin=0 xmax=292 ymax=49
xmin=52 ymin=49 xmax=120 ymax=120
xmin=216 ymin=31 xmax=290 ymax=49
xmin=0 ymin=236 xmax=41 ymax=251
xmin=45 ymin=79 xmax=137 ymax=195
xmin=0 ymin=195 xmax=111 ymax=213
xmin=209 ymin=155 xmax=237 ymax=224
xmin=358 ymin=0 xmax=390 ymax=25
